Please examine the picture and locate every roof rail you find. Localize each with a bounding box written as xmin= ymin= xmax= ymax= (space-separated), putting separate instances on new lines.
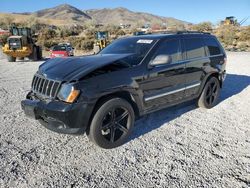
xmin=176 ymin=30 xmax=211 ymax=35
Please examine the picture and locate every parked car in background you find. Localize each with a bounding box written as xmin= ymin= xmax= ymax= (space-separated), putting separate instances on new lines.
xmin=59 ymin=42 xmax=74 ymax=56
xmin=22 ymin=31 xmax=226 ymax=149
xmin=50 ymin=45 xmax=71 ymax=58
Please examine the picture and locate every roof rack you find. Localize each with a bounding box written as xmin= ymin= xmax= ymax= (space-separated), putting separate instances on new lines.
xmin=176 ymin=30 xmax=211 ymax=35
xmin=153 ymin=30 xmax=211 ymax=35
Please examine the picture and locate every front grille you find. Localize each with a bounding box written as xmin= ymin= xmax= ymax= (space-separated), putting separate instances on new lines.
xmin=31 ymin=74 xmax=61 ymax=98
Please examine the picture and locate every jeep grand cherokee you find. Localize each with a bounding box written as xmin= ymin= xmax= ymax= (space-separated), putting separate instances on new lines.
xmin=21 ymin=32 xmax=226 ymax=149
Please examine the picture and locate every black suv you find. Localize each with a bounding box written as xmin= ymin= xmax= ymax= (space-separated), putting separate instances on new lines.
xmin=21 ymin=32 xmax=226 ymax=148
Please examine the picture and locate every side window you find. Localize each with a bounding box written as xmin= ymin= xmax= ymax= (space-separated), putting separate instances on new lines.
xmin=153 ymin=39 xmax=181 ymax=63
xmin=204 ymin=37 xmax=221 ymax=56
xmin=184 ymin=38 xmax=206 ymax=59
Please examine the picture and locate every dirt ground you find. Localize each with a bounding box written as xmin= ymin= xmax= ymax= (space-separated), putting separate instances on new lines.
xmin=0 ymin=52 xmax=249 ymax=188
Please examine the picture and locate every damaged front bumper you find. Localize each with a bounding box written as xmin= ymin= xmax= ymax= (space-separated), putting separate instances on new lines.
xmin=21 ymin=97 xmax=94 ymax=134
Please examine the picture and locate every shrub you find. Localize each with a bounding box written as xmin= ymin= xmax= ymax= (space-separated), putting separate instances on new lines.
xmin=115 ymin=29 xmax=126 ymax=36
xmin=192 ymin=22 xmax=213 ymax=32
xmin=215 ymin=25 xmax=238 ymax=46
xmin=238 ymin=26 xmax=250 ymax=41
xmin=68 ymin=36 xmax=85 ymax=50
xmin=236 ymin=42 xmax=248 ymax=51
xmin=81 ymin=39 xmax=94 ymax=51
xmin=59 ymin=26 xmax=82 ymax=38
xmin=43 ymin=40 xmax=58 ymax=49
xmin=2 ymin=16 xmax=14 ymax=28
xmin=0 ymin=34 xmax=9 ymax=45
xmin=38 ymin=28 xmax=57 ymax=40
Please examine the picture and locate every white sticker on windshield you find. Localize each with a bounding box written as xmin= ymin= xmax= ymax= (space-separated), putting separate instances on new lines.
xmin=137 ymin=39 xmax=153 ymax=44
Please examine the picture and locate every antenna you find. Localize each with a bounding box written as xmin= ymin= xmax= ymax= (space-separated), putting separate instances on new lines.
xmin=239 ymin=17 xmax=249 ymax=25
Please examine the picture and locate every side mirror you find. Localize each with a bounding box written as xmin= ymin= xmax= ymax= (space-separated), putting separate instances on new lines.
xmin=150 ymin=55 xmax=171 ymax=66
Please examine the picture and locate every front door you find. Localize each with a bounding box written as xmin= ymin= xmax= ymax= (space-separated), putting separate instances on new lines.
xmin=141 ymin=38 xmax=187 ymax=111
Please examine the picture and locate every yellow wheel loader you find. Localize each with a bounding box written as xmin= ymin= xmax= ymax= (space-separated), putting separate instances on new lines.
xmin=93 ymin=31 xmax=109 ymax=54
xmin=2 ymin=26 xmax=42 ymax=62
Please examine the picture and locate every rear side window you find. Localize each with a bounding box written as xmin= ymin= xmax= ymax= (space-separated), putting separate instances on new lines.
xmin=153 ymin=39 xmax=181 ymax=63
xmin=204 ymin=37 xmax=221 ymax=56
xmin=184 ymin=38 xmax=206 ymax=59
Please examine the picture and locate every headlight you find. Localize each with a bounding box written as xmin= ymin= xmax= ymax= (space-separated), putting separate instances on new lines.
xmin=57 ymin=84 xmax=80 ymax=103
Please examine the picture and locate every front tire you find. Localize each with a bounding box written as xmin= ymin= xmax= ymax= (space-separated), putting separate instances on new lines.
xmin=30 ymin=46 xmax=38 ymax=61
xmin=88 ymin=98 xmax=135 ymax=149
xmin=37 ymin=46 xmax=42 ymax=60
xmin=198 ymin=77 xmax=221 ymax=109
xmin=7 ymin=56 xmax=16 ymax=62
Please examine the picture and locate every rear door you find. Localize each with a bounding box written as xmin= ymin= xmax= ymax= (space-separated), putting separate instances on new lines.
xmin=182 ymin=36 xmax=209 ymax=98
xmin=141 ymin=38 xmax=186 ymax=110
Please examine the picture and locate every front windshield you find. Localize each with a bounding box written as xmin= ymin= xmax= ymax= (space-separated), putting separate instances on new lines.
xmin=100 ymin=37 xmax=156 ymax=65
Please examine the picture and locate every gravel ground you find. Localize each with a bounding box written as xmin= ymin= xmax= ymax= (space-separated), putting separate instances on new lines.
xmin=0 ymin=52 xmax=249 ymax=188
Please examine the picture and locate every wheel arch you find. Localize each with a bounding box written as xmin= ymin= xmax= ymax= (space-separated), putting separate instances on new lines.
xmin=86 ymin=90 xmax=140 ymax=134
xmin=198 ymin=72 xmax=222 ymax=97
xmin=205 ymin=72 xmax=222 ymax=88
xmin=93 ymin=91 xmax=140 ymax=118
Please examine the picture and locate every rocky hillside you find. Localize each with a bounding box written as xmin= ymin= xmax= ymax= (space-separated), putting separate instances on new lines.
xmin=33 ymin=4 xmax=92 ymax=22
xmin=85 ymin=7 xmax=188 ymax=26
xmin=9 ymin=4 xmax=188 ymax=26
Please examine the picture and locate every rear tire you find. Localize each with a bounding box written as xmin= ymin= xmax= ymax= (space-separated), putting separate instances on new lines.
xmin=7 ymin=56 xmax=16 ymax=62
xmin=87 ymin=98 xmax=135 ymax=149
xmin=197 ymin=77 xmax=221 ymax=109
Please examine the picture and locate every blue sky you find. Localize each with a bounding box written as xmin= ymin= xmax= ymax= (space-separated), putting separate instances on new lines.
xmin=0 ymin=0 xmax=250 ymax=25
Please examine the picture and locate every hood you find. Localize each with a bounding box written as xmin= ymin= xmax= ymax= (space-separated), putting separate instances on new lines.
xmin=38 ymin=54 xmax=132 ymax=81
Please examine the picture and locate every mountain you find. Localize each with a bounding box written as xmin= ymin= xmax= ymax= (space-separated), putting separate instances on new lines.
xmin=85 ymin=7 xmax=189 ymax=26
xmin=33 ymin=4 xmax=91 ymax=22
xmin=1 ymin=4 xmax=189 ymax=27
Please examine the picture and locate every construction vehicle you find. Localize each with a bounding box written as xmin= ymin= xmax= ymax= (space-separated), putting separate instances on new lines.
xmin=2 ymin=26 xmax=42 ymax=62
xmin=93 ymin=31 xmax=109 ymax=54
xmin=221 ymin=16 xmax=249 ymax=26
xmin=222 ymin=16 xmax=237 ymax=25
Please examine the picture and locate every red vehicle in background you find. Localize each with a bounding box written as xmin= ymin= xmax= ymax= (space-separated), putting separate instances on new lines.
xmin=50 ymin=45 xmax=71 ymax=58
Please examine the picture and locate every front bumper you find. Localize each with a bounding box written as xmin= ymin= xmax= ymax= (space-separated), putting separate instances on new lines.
xmin=3 ymin=48 xmax=31 ymax=58
xmin=21 ymin=98 xmax=94 ymax=134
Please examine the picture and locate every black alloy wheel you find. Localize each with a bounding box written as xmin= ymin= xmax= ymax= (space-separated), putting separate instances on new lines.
xmin=88 ymin=98 xmax=135 ymax=149
xmin=101 ymin=107 xmax=129 ymax=143
xmin=198 ymin=77 xmax=221 ymax=109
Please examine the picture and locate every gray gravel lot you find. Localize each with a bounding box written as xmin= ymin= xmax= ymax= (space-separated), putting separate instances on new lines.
xmin=0 ymin=52 xmax=249 ymax=188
